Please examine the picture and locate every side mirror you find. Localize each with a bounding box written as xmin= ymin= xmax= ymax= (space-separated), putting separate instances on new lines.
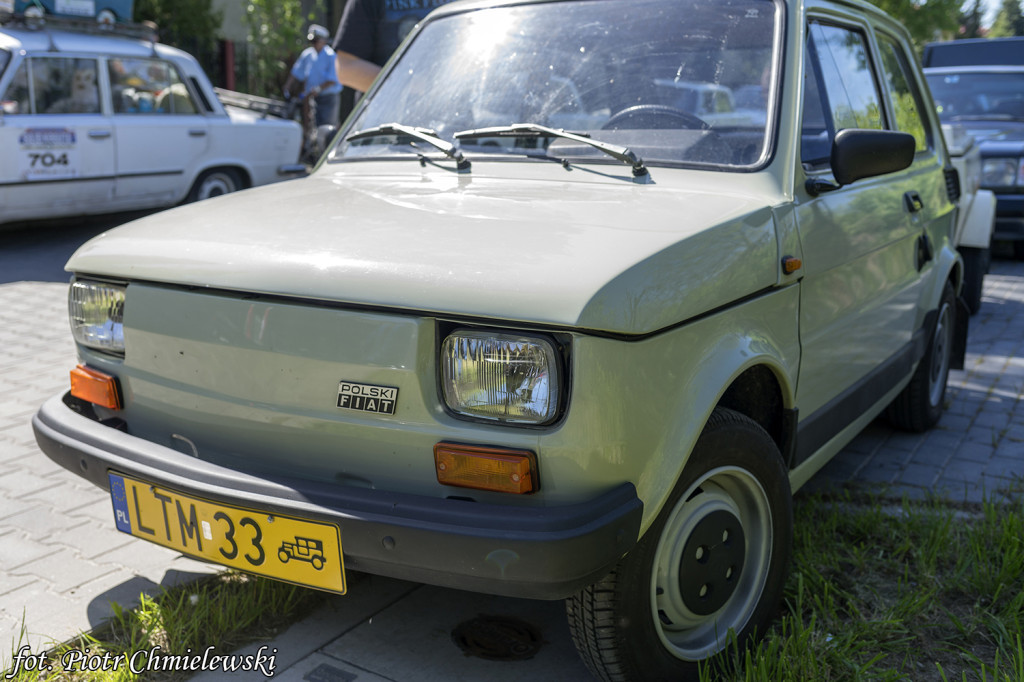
xmin=831 ymin=128 xmax=915 ymax=185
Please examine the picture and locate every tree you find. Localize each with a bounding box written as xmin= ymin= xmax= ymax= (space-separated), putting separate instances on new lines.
xmin=244 ymin=0 xmax=325 ymax=98
xmin=959 ymin=0 xmax=985 ymax=38
xmin=989 ymin=0 xmax=1024 ymax=36
xmin=867 ymin=0 xmax=962 ymax=48
xmin=134 ymin=0 xmax=223 ymax=72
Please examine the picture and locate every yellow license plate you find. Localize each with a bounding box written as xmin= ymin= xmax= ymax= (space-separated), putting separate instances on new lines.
xmin=108 ymin=473 xmax=345 ymax=594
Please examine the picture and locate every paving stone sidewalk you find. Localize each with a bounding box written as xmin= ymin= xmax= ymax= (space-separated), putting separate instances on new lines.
xmin=0 ymin=259 xmax=1021 ymax=675
xmin=0 ymin=282 xmax=218 ymax=666
xmin=806 ymin=258 xmax=1024 ymax=502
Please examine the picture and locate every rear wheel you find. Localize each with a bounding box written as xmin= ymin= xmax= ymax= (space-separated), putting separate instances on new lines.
xmin=887 ymin=281 xmax=955 ymax=432
xmin=188 ymin=168 xmax=243 ymax=203
xmin=959 ymin=246 xmax=988 ymax=315
xmin=566 ymin=408 xmax=792 ymax=682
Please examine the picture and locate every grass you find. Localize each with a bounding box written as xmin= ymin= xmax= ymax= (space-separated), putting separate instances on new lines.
xmin=2 ymin=573 xmax=320 ymax=681
xmin=4 ymin=491 xmax=1024 ymax=681
xmin=704 ymin=490 xmax=1024 ymax=681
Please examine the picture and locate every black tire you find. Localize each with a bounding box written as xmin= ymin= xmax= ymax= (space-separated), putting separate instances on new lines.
xmin=959 ymin=246 xmax=988 ymax=315
xmin=187 ymin=168 xmax=243 ymax=203
xmin=278 ymin=549 xmax=290 ymax=564
xmin=566 ymin=408 xmax=792 ymax=682
xmin=1014 ymin=240 xmax=1024 ymax=261
xmin=886 ymin=280 xmax=956 ymax=432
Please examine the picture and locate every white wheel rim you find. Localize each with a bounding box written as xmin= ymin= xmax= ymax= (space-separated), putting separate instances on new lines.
xmin=651 ymin=465 xmax=773 ymax=661
xmin=198 ymin=173 xmax=236 ymax=200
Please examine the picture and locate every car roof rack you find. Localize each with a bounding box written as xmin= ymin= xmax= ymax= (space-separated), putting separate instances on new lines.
xmin=0 ymin=11 xmax=158 ymax=43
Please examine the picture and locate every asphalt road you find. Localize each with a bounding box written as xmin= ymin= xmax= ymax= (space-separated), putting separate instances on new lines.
xmin=0 ymin=212 xmax=153 ymax=284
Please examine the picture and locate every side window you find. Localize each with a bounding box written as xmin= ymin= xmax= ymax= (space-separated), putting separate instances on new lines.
xmin=5 ymin=57 xmax=102 ymax=115
xmin=108 ymin=58 xmax=197 ymax=114
xmin=877 ymin=34 xmax=930 ymax=153
xmin=801 ymin=21 xmax=884 ymax=167
xmin=2 ymin=60 xmax=30 ymax=114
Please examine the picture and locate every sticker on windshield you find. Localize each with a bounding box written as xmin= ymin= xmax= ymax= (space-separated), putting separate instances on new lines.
xmin=337 ymin=381 xmax=399 ymax=415
xmin=19 ymin=128 xmax=79 ymax=181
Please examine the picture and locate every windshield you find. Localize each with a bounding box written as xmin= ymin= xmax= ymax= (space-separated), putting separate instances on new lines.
xmin=331 ymin=0 xmax=780 ymax=171
xmin=926 ymin=71 xmax=1024 ymax=121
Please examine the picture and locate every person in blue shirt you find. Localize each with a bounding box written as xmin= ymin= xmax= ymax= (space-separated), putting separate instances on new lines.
xmin=284 ymin=24 xmax=342 ymax=128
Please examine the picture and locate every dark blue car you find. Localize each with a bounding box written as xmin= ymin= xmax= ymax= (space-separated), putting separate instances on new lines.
xmin=924 ymin=38 xmax=1024 ymax=259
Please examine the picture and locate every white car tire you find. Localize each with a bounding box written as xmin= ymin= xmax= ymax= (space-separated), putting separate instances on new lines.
xmin=188 ymin=168 xmax=243 ymax=203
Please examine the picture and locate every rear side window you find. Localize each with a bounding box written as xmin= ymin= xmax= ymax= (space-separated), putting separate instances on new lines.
xmin=0 ymin=48 xmax=10 ymax=79
xmin=877 ymin=34 xmax=931 ymax=152
xmin=108 ymin=58 xmax=197 ymax=114
xmin=1 ymin=57 xmax=101 ymax=115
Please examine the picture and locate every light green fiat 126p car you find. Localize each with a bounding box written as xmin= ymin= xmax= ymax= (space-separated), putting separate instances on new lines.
xmin=35 ymin=0 xmax=969 ymax=678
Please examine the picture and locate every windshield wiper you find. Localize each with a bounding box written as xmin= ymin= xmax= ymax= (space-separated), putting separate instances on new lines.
xmin=346 ymin=123 xmax=470 ymax=170
xmin=454 ymin=123 xmax=647 ymax=177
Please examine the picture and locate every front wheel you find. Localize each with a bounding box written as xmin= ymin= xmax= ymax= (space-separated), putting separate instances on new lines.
xmin=566 ymin=408 xmax=792 ymax=682
xmin=187 ymin=168 xmax=243 ymax=203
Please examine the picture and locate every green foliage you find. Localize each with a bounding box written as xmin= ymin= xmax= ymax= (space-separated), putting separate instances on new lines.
xmin=960 ymin=0 xmax=986 ymax=38
xmin=244 ymin=0 xmax=325 ymax=98
xmin=134 ymin=0 xmax=223 ymax=72
xmin=867 ymin=0 xmax=961 ymax=48
xmin=989 ymin=0 xmax=1024 ymax=36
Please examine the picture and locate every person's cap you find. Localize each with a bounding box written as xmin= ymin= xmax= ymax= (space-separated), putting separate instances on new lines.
xmin=307 ymin=24 xmax=329 ymax=42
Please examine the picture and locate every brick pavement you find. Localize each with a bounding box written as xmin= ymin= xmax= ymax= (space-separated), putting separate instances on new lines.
xmin=0 ymin=259 xmax=1021 ymax=675
xmin=0 ymin=282 xmax=218 ymax=667
xmin=806 ymin=258 xmax=1024 ymax=502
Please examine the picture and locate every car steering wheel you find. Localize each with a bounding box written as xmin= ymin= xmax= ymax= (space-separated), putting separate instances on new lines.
xmin=602 ymin=104 xmax=710 ymax=130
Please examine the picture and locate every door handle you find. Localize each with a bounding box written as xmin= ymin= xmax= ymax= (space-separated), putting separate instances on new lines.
xmin=88 ymin=130 xmax=112 ymax=139
xmin=904 ymin=191 xmax=924 ymax=213
xmin=188 ymin=129 xmax=207 ymax=137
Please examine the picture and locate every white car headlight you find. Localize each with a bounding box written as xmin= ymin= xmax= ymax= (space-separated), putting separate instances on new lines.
xmin=441 ymin=330 xmax=562 ymax=424
xmin=982 ymin=157 xmax=1024 ymax=187
xmin=69 ymin=280 xmax=126 ymax=353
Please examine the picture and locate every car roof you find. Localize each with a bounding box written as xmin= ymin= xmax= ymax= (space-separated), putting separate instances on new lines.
xmin=0 ymin=24 xmax=193 ymax=64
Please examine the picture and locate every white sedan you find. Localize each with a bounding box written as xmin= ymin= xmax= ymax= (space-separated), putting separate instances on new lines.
xmin=0 ymin=16 xmax=304 ymax=225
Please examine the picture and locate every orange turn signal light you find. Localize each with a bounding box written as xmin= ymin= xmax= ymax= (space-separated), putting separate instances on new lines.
xmin=782 ymin=255 xmax=802 ymax=275
xmin=434 ymin=442 xmax=538 ymax=494
xmin=70 ymin=365 xmax=122 ymax=410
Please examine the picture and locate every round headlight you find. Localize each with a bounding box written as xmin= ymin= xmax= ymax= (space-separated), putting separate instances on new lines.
xmin=441 ymin=330 xmax=561 ymax=424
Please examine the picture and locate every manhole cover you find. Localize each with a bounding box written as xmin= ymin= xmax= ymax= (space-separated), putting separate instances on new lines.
xmin=451 ymin=614 xmax=544 ymax=661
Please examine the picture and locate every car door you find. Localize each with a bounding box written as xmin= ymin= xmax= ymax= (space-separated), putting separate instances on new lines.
xmin=0 ymin=54 xmax=114 ymax=222
xmin=106 ymin=56 xmax=209 ymax=208
xmin=792 ymin=19 xmax=944 ymax=462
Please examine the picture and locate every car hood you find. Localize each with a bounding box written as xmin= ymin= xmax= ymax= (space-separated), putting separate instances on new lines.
xmin=67 ymin=163 xmax=779 ymax=335
xmin=956 ymin=120 xmax=1024 ymax=145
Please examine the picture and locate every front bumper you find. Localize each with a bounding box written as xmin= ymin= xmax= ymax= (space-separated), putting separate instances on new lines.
xmin=994 ymin=193 xmax=1024 ymax=242
xmin=33 ymin=393 xmax=642 ymax=600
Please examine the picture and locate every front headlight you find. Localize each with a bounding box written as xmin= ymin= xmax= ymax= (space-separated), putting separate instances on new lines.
xmin=441 ymin=330 xmax=562 ymax=425
xmin=69 ymin=280 xmax=126 ymax=354
xmin=981 ymin=157 xmax=1024 ymax=187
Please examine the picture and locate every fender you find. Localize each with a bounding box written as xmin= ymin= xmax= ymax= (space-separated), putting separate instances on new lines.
xmin=957 ymin=189 xmax=996 ymax=250
xmin=632 ymin=287 xmax=800 ymax=532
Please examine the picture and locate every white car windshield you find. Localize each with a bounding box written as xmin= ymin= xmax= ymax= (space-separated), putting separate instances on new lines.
xmin=331 ymin=0 xmax=780 ymax=171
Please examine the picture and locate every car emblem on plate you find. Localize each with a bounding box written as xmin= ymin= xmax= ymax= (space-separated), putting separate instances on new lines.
xmin=337 ymin=381 xmax=399 ymax=415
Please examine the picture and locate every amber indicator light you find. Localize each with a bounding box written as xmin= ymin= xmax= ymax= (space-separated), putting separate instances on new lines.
xmin=70 ymin=365 xmax=122 ymax=410
xmin=434 ymin=442 xmax=538 ymax=494
xmin=782 ymin=256 xmax=803 ymax=275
